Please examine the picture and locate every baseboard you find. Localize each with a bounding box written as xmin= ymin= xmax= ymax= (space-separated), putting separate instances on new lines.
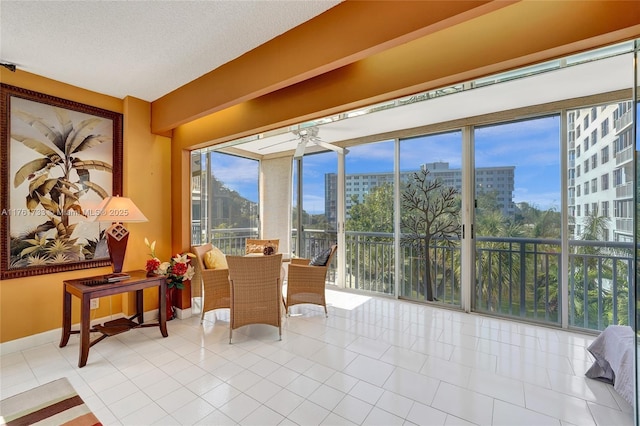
xmin=0 ymin=309 xmax=161 ymax=355
xmin=173 ymin=307 xmax=192 ymax=320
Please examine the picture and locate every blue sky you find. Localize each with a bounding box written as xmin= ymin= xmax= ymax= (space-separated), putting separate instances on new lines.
xmin=302 ymin=115 xmax=561 ymax=214
xmin=211 ymin=114 xmax=562 ymax=215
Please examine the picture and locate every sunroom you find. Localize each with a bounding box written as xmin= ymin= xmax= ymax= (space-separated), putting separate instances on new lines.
xmin=188 ymin=38 xmax=639 ymax=421
xmin=192 ymin=40 xmax=638 ymax=332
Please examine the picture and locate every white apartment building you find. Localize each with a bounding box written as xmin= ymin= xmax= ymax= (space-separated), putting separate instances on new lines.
xmin=325 ymin=162 xmax=515 ymax=224
xmin=568 ymin=101 xmax=634 ymax=242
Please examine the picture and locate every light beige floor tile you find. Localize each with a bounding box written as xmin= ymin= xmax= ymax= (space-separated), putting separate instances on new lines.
xmin=342 ymin=354 xmax=395 ymax=387
xmin=431 ymin=382 xmax=494 ymax=425
xmin=332 ymin=394 xmax=374 ymax=425
xmin=493 ymin=399 xmax=560 ymax=426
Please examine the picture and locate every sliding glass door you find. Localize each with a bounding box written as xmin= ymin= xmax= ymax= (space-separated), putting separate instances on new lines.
xmin=473 ymin=116 xmax=562 ymax=325
xmin=190 ymin=150 xmax=259 ymax=253
xmin=399 ymin=131 xmax=463 ymax=307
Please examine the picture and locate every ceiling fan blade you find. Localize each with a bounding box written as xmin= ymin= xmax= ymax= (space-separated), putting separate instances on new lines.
xmin=293 ymin=140 xmax=307 ymax=158
xmin=314 ymin=139 xmax=344 ymax=154
xmin=259 ymin=137 xmax=298 ymax=150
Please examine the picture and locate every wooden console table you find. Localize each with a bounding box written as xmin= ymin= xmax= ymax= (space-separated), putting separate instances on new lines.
xmin=59 ymin=270 xmax=168 ymax=367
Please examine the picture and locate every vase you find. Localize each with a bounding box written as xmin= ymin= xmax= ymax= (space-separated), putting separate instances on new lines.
xmin=166 ymin=285 xmax=176 ymax=321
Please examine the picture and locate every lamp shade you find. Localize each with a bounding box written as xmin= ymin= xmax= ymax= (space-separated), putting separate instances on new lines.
xmin=94 ymin=196 xmax=148 ymax=223
xmin=93 ymin=196 xmax=147 ymax=272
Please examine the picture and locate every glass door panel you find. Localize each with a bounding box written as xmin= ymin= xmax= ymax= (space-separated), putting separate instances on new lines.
xmin=567 ymin=102 xmax=635 ymax=331
xmin=344 ymin=140 xmax=395 ymax=296
xmin=399 ymin=131 xmax=463 ymax=307
xmin=474 ymin=116 xmax=561 ymax=325
xmin=190 ymin=150 xmax=259 ymax=254
xmin=293 ymin=151 xmax=338 ymax=283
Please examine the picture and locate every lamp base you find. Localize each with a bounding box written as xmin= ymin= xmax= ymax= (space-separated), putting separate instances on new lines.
xmin=105 ymin=223 xmax=129 ymax=273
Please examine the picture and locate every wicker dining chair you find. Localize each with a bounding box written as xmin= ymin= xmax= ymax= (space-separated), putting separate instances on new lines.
xmin=245 ymin=239 xmax=279 ymax=255
xmin=192 ymin=244 xmax=231 ymax=324
xmin=227 ymin=254 xmax=283 ymax=343
xmin=285 ymin=244 xmax=337 ymax=317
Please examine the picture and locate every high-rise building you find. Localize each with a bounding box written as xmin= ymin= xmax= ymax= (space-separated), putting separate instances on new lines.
xmin=325 ymin=162 xmax=515 ymax=224
xmin=567 ymin=102 xmax=634 ymax=242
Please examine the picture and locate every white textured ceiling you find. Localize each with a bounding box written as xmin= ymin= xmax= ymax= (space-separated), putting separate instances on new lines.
xmin=0 ymin=0 xmax=341 ymax=101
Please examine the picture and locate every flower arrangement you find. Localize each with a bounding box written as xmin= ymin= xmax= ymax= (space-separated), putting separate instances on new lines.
xmin=145 ymin=238 xmax=196 ymax=289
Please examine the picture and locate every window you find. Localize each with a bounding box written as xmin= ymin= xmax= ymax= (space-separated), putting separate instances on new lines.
xmin=583 ymin=138 xmax=589 ymax=152
xmin=190 ymin=150 xmax=259 ymax=247
xmin=590 ymin=107 xmax=597 ymax=121
xmin=591 ymin=178 xmax=597 ymax=193
xmin=584 ymin=182 xmax=589 ymax=195
xmin=576 ymin=145 xmax=581 ymax=157
xmin=601 ymin=173 xmax=609 ymax=190
xmin=601 ymin=118 xmax=609 ymax=137
xmin=583 ymin=115 xmax=589 ymax=129
xmin=601 ymin=146 xmax=609 ymax=163
xmin=577 ymin=205 xmax=581 ymax=216
xmin=584 ymin=203 xmax=589 ymax=215
xmin=591 ymin=130 xmax=597 ymax=146
xmin=584 ymin=159 xmax=589 ymax=173
xmin=601 ymin=201 xmax=609 ymax=217
xmin=591 ymin=154 xmax=597 ymax=169
xmin=576 ymin=165 xmax=581 ymax=177
xmin=576 ymin=185 xmax=581 ymax=196
xmin=613 ymin=169 xmax=623 ymax=186
xmin=591 ymin=202 xmax=597 ymax=214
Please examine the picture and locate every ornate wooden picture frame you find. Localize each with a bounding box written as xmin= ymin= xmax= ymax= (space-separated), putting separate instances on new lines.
xmin=0 ymin=84 xmax=123 ymax=279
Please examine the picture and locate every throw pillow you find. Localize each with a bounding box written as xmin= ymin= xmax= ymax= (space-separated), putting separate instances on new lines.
xmin=204 ymin=246 xmax=228 ymax=269
xmin=309 ymin=248 xmax=332 ymax=266
xmin=246 ymin=243 xmax=263 ymax=254
xmin=263 ymin=246 xmax=275 ymax=255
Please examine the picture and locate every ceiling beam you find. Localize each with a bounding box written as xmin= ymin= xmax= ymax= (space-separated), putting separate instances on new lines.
xmin=151 ymin=0 xmax=509 ymax=134
xmin=172 ymin=0 xmax=640 ymax=150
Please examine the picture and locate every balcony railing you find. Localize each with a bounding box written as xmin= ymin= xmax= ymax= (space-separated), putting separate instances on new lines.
xmin=614 ymin=109 xmax=633 ymax=132
xmin=615 ymin=145 xmax=633 ymax=165
xmin=616 ymin=181 xmax=634 ymax=198
xmin=197 ymin=226 xmax=259 ymax=255
xmin=290 ymin=229 xmax=634 ymax=332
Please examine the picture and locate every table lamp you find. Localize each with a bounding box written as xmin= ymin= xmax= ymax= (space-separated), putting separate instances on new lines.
xmin=94 ymin=196 xmax=148 ymax=273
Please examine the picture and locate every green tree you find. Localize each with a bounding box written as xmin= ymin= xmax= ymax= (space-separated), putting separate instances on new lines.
xmin=346 ymin=184 xmax=394 ymax=293
xmin=401 ymin=168 xmax=460 ymax=301
xmin=346 ymin=183 xmax=393 ymax=233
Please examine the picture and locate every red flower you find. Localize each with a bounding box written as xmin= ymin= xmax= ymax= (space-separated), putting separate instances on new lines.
xmin=172 ymin=262 xmax=188 ymax=276
xmin=146 ymin=258 xmax=160 ymax=273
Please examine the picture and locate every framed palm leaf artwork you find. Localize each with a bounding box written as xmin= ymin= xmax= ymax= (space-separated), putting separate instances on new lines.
xmin=0 ymin=84 xmax=123 ymax=279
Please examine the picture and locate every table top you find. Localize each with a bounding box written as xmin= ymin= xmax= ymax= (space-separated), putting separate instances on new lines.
xmin=64 ymin=270 xmax=165 ymax=294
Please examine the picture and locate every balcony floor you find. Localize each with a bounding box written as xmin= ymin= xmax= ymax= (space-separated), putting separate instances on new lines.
xmin=0 ymin=289 xmax=635 ymax=425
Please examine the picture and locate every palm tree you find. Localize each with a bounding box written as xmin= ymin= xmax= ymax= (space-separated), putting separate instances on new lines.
xmin=11 ymin=108 xmax=112 ymax=265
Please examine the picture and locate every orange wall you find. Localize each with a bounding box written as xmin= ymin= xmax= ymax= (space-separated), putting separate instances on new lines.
xmin=0 ymin=70 xmax=171 ymax=343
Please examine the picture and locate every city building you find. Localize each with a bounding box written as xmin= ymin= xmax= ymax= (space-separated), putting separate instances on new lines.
xmin=326 ymin=162 xmax=515 ymax=224
xmin=568 ymin=101 xmax=634 ymax=242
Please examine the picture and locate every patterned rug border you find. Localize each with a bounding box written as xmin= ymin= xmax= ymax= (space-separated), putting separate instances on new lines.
xmin=0 ymin=377 xmax=101 ymax=425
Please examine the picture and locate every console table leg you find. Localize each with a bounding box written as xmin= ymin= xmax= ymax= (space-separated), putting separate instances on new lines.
xmin=59 ymin=289 xmax=71 ymax=348
xmin=78 ymin=295 xmax=91 ymax=367
xmin=159 ymin=281 xmax=168 ymax=337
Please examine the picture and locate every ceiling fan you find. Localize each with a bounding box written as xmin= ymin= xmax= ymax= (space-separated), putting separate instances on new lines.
xmin=259 ymin=126 xmax=346 ymax=158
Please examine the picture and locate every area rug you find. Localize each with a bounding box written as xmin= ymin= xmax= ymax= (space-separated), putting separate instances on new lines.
xmin=0 ymin=377 xmax=101 ymax=425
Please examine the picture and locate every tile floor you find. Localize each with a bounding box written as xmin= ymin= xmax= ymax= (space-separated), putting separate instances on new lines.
xmin=0 ymin=289 xmax=635 ymax=425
